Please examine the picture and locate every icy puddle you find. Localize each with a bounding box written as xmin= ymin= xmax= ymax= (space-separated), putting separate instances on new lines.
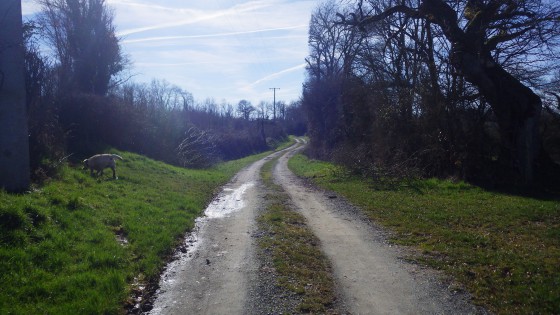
xmin=205 ymin=182 xmax=254 ymax=218
xmin=146 ymin=181 xmax=255 ymax=314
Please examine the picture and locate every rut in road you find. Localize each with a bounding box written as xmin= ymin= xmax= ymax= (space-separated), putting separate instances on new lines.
xmin=147 ymin=142 xmax=483 ymax=314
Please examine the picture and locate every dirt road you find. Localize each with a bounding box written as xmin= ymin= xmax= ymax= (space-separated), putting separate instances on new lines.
xmin=148 ymin=142 xmax=483 ymax=314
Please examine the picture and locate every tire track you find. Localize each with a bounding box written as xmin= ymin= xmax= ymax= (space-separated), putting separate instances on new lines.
xmin=147 ymin=141 xmax=485 ymax=314
xmin=274 ymin=144 xmax=485 ymax=315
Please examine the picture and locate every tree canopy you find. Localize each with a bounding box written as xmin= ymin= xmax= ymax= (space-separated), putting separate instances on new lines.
xmin=303 ymin=0 xmax=560 ymax=184
xmin=38 ymin=0 xmax=125 ymax=95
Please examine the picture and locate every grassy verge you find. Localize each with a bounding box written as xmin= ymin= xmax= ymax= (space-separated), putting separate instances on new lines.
xmin=288 ymin=153 xmax=560 ymax=315
xmin=0 ymin=149 xmax=269 ymax=314
xmin=257 ymin=156 xmax=337 ymax=313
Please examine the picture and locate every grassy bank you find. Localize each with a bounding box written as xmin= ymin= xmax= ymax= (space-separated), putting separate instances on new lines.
xmin=0 ymin=150 xmax=267 ymax=314
xmin=288 ymin=154 xmax=560 ymax=314
xmin=257 ymin=156 xmax=337 ymax=313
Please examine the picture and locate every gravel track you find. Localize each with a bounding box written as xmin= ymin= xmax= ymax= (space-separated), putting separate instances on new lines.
xmin=147 ymin=142 xmax=486 ymax=314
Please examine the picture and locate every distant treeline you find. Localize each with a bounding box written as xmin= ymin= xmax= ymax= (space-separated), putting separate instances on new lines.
xmin=51 ymin=83 xmax=305 ymax=167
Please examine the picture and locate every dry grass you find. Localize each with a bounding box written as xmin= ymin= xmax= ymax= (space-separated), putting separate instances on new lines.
xmin=257 ymin=156 xmax=338 ymax=313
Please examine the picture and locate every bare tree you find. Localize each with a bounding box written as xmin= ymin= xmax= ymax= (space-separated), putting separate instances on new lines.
xmin=221 ymin=100 xmax=234 ymax=118
xmin=237 ymin=99 xmax=255 ymax=120
xmin=38 ymin=0 xmax=125 ymax=95
xmin=338 ymin=0 xmax=560 ymax=183
xmin=306 ymin=0 xmax=362 ymax=80
xmin=257 ymin=101 xmax=270 ymax=120
xmin=0 ymin=0 xmax=30 ymax=192
xmin=176 ymin=126 xmax=219 ymax=168
xmin=303 ymin=1 xmax=364 ymax=157
xmin=276 ymin=100 xmax=287 ymax=120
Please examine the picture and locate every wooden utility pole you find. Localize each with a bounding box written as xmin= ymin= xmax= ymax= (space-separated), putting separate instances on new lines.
xmin=0 ymin=0 xmax=30 ymax=192
xmin=269 ymin=87 xmax=280 ymax=120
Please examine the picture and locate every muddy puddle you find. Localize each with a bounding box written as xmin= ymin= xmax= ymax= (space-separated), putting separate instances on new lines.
xmin=143 ymin=181 xmax=255 ymax=314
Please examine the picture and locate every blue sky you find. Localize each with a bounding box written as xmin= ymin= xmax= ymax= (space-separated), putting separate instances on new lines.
xmin=22 ymin=0 xmax=319 ymax=105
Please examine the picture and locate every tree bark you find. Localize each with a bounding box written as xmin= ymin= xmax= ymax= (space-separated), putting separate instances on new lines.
xmin=0 ymin=0 xmax=30 ymax=192
xmin=427 ymin=0 xmax=543 ymax=183
xmin=455 ymin=49 xmax=542 ymax=182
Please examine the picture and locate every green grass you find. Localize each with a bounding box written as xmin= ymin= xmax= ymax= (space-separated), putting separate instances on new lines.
xmin=257 ymin=156 xmax=337 ymax=313
xmin=0 ymin=149 xmax=268 ymax=314
xmin=288 ymin=153 xmax=560 ymax=315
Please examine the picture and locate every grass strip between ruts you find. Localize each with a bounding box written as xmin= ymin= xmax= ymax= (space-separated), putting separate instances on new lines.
xmin=256 ymin=155 xmax=338 ymax=313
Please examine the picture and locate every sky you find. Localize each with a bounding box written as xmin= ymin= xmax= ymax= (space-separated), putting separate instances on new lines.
xmin=21 ymin=0 xmax=319 ymax=105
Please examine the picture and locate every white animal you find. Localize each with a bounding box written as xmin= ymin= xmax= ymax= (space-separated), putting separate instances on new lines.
xmin=83 ymin=154 xmax=123 ymax=179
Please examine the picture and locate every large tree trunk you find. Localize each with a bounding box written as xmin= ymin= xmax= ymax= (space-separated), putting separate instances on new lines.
xmin=485 ymin=64 xmax=541 ymax=183
xmin=453 ymin=47 xmax=542 ymax=183
xmin=0 ymin=0 xmax=30 ymax=192
xmin=421 ymin=0 xmax=543 ymax=183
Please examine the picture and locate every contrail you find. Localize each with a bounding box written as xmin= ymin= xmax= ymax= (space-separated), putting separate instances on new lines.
xmin=122 ymin=25 xmax=307 ymax=44
xmin=246 ymin=63 xmax=307 ymax=89
xmin=116 ymin=0 xmax=273 ymax=37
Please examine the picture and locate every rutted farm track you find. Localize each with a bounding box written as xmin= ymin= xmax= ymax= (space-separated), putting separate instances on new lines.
xmin=147 ymin=141 xmax=485 ymax=314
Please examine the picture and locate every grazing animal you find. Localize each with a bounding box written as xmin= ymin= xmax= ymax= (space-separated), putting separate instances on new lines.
xmin=83 ymin=154 xmax=123 ymax=179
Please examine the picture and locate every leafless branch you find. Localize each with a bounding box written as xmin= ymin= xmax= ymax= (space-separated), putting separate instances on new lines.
xmin=546 ymin=91 xmax=560 ymax=110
